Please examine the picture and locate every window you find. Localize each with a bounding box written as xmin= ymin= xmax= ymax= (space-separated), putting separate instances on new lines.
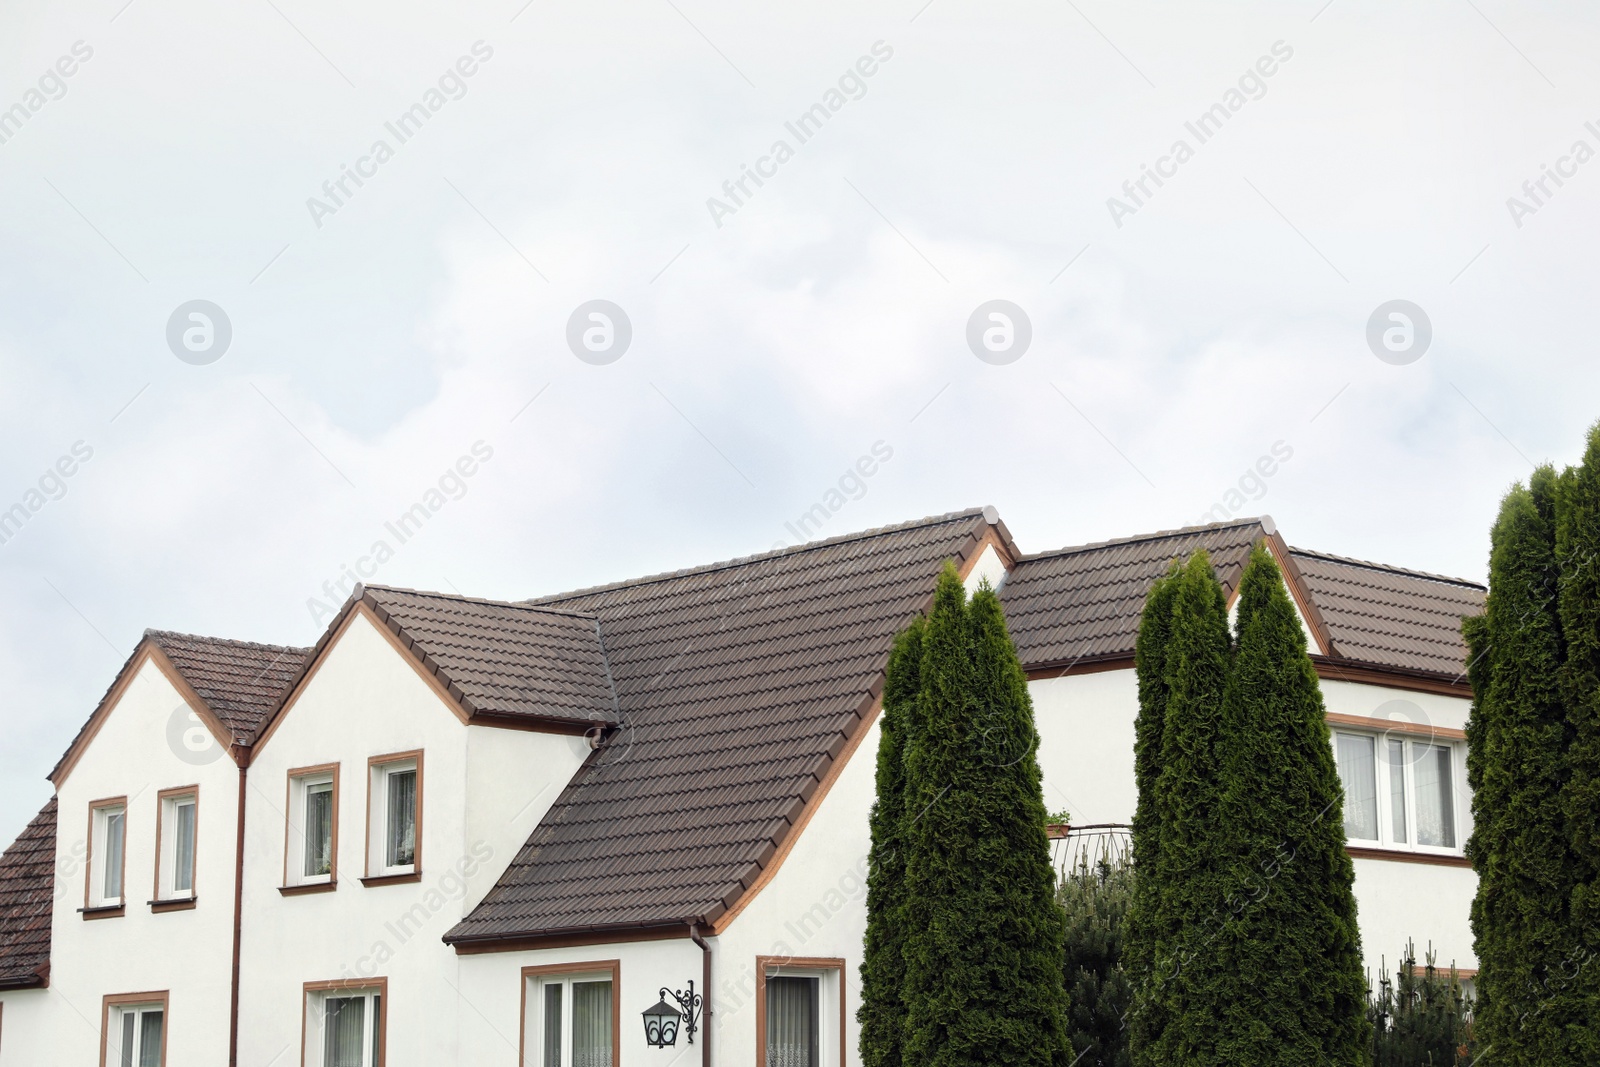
xmin=757 ymin=957 xmax=844 ymax=1067
xmin=87 ymin=798 xmax=128 ymax=912
xmin=102 ymin=992 xmax=167 ymax=1067
xmin=303 ymin=981 xmax=384 ymax=1067
xmin=365 ymin=752 xmax=422 ymax=883
xmin=154 ymin=788 xmax=198 ymax=904
xmin=285 ymin=765 xmax=340 ymax=890
xmin=521 ymin=962 xmax=619 ymax=1067
xmin=1335 ymin=731 xmax=1460 ymax=852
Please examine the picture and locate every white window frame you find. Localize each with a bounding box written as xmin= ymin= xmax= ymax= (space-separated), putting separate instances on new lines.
xmin=759 ymin=957 xmax=844 ymax=1067
xmin=1334 ymin=729 xmax=1464 ymax=856
xmin=103 ymin=994 xmax=167 ymax=1067
xmin=303 ymin=982 xmax=384 ymax=1067
xmin=155 ymin=789 xmax=198 ymax=902
xmin=366 ymin=752 xmax=422 ymax=880
xmin=286 ymin=766 xmax=339 ymax=888
xmin=88 ymin=799 xmax=128 ymax=910
xmin=521 ymin=964 xmax=618 ymax=1067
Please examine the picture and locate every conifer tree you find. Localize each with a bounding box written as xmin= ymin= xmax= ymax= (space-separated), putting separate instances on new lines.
xmin=899 ymin=564 xmax=1072 ymax=1067
xmin=1123 ymin=565 xmax=1178 ymax=1061
xmin=900 ymin=563 xmax=982 ymax=1067
xmin=1060 ymin=855 xmax=1134 ymax=1067
xmin=860 ymin=618 xmax=925 ymax=1067
xmin=964 ymin=582 xmax=1072 ymax=1065
xmin=1554 ymin=425 xmax=1600 ymax=1061
xmin=1213 ymin=546 xmax=1369 ymax=1065
xmin=1464 ymin=470 xmax=1577 ymax=1063
xmin=1130 ymin=551 xmax=1233 ymax=1067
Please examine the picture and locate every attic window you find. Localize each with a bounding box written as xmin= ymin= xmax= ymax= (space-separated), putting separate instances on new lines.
xmin=88 ymin=799 xmax=128 ymax=911
xmin=366 ymin=752 xmax=422 ymax=881
xmin=286 ymin=766 xmax=339 ymax=888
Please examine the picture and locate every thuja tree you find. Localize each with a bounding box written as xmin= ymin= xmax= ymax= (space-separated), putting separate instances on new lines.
xmin=1555 ymin=425 xmax=1600 ymax=1056
xmin=1463 ymin=470 xmax=1575 ymax=1063
xmin=1122 ymin=564 xmax=1177 ymax=1062
xmin=1465 ymin=421 xmax=1600 ymax=1064
xmin=1059 ymin=855 xmax=1135 ymax=1067
xmin=1128 ymin=551 xmax=1233 ymax=1067
xmin=892 ymin=564 xmax=1071 ymax=1067
xmin=1213 ymin=546 xmax=1368 ymax=1064
xmin=859 ymin=617 xmax=924 ymax=1067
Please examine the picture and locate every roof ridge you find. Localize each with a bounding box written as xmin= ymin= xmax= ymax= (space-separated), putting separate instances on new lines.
xmin=1287 ymin=546 xmax=1485 ymax=590
xmin=361 ymin=584 xmax=599 ymax=620
xmin=529 ymin=507 xmax=990 ymax=605
xmin=144 ymin=629 xmax=311 ymax=655
xmin=1014 ymin=516 xmax=1266 ymax=562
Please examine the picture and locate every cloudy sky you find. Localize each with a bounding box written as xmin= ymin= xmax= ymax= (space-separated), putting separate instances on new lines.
xmin=2 ymin=0 xmax=1597 ymax=843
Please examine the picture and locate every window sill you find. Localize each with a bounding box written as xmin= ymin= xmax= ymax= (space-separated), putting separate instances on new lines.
xmin=360 ymin=872 xmax=422 ymax=888
xmin=278 ymin=881 xmax=338 ymax=896
xmin=150 ymin=897 xmax=198 ymax=913
xmin=1346 ymin=845 xmax=1471 ymax=868
xmin=78 ymin=904 xmax=125 ymax=920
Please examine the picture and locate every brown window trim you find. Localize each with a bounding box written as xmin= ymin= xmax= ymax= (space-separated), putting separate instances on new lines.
xmin=1325 ymin=712 xmax=1466 ymax=742
xmin=301 ymin=977 xmax=388 ymax=1067
xmin=1346 ymin=845 xmax=1473 ymax=869
xmin=283 ymin=763 xmax=340 ymax=890
xmin=755 ymin=956 xmax=845 ymax=1067
xmin=84 ymin=796 xmax=129 ymax=916
xmin=153 ymin=785 xmax=200 ymax=907
xmin=519 ymin=960 xmax=622 ymax=1067
xmin=149 ymin=898 xmax=198 ymax=914
xmin=364 ymin=750 xmax=424 ymax=883
xmin=99 ymin=990 xmax=170 ymax=1067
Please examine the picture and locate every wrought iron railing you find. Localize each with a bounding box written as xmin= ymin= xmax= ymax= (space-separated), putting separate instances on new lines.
xmin=1047 ymin=822 xmax=1132 ymax=879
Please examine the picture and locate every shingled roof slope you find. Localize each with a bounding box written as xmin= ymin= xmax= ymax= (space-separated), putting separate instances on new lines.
xmin=999 ymin=519 xmax=1266 ymax=668
xmin=1287 ymin=548 xmax=1485 ymax=678
xmin=359 ymin=586 xmax=619 ymax=727
xmin=444 ymin=508 xmax=993 ymax=944
xmin=146 ymin=631 xmax=310 ymax=742
xmin=0 ymin=798 xmax=56 ymax=989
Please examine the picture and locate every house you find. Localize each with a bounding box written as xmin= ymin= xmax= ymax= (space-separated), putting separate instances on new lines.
xmin=0 ymin=507 xmax=1485 ymax=1066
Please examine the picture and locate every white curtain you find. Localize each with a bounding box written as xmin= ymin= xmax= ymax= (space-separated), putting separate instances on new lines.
xmin=1336 ymin=735 xmax=1377 ymax=840
xmin=305 ymin=786 xmax=332 ymax=877
xmin=1415 ymin=744 xmax=1455 ymax=847
xmin=1387 ymin=739 xmax=1408 ymax=844
xmin=542 ymin=983 xmax=563 ymax=1067
xmin=138 ymin=1010 xmax=163 ymax=1067
xmin=572 ymin=980 xmax=613 ymax=1067
xmin=104 ymin=811 xmax=125 ymax=899
xmin=175 ymin=803 xmax=196 ymax=892
xmin=324 ymin=996 xmax=366 ymax=1067
xmin=387 ymin=770 xmax=417 ymax=867
xmin=766 ymin=977 xmax=819 ymax=1067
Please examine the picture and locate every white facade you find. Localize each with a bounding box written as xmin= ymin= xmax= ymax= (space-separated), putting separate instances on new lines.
xmin=0 ymin=551 xmax=1482 ymax=1066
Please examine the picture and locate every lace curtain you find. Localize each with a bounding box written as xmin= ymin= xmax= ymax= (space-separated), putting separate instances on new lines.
xmin=766 ymin=977 xmax=819 ymax=1067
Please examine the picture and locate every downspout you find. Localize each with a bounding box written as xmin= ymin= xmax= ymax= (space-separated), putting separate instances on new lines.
xmin=690 ymin=922 xmax=712 ymax=1067
xmin=230 ymin=759 xmax=248 ymax=1067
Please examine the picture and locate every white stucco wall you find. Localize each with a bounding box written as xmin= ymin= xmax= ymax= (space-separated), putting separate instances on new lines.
xmin=45 ymin=655 xmax=243 ymax=1067
xmin=0 ymin=988 xmax=49 ymax=1066
xmin=237 ymin=611 xmax=590 ymax=1067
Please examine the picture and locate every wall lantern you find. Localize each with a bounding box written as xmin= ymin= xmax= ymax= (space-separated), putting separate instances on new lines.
xmin=642 ymin=980 xmax=702 ymax=1047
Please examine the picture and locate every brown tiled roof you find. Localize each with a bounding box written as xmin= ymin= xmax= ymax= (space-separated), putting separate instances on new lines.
xmin=999 ymin=519 xmax=1266 ymax=668
xmin=146 ymin=631 xmax=310 ymax=743
xmin=49 ymin=630 xmax=312 ymax=783
xmin=359 ymin=586 xmax=619 ymax=728
xmin=1287 ymin=548 xmax=1484 ymax=679
xmin=0 ymin=798 xmax=56 ymax=989
xmin=444 ymin=508 xmax=994 ymax=945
